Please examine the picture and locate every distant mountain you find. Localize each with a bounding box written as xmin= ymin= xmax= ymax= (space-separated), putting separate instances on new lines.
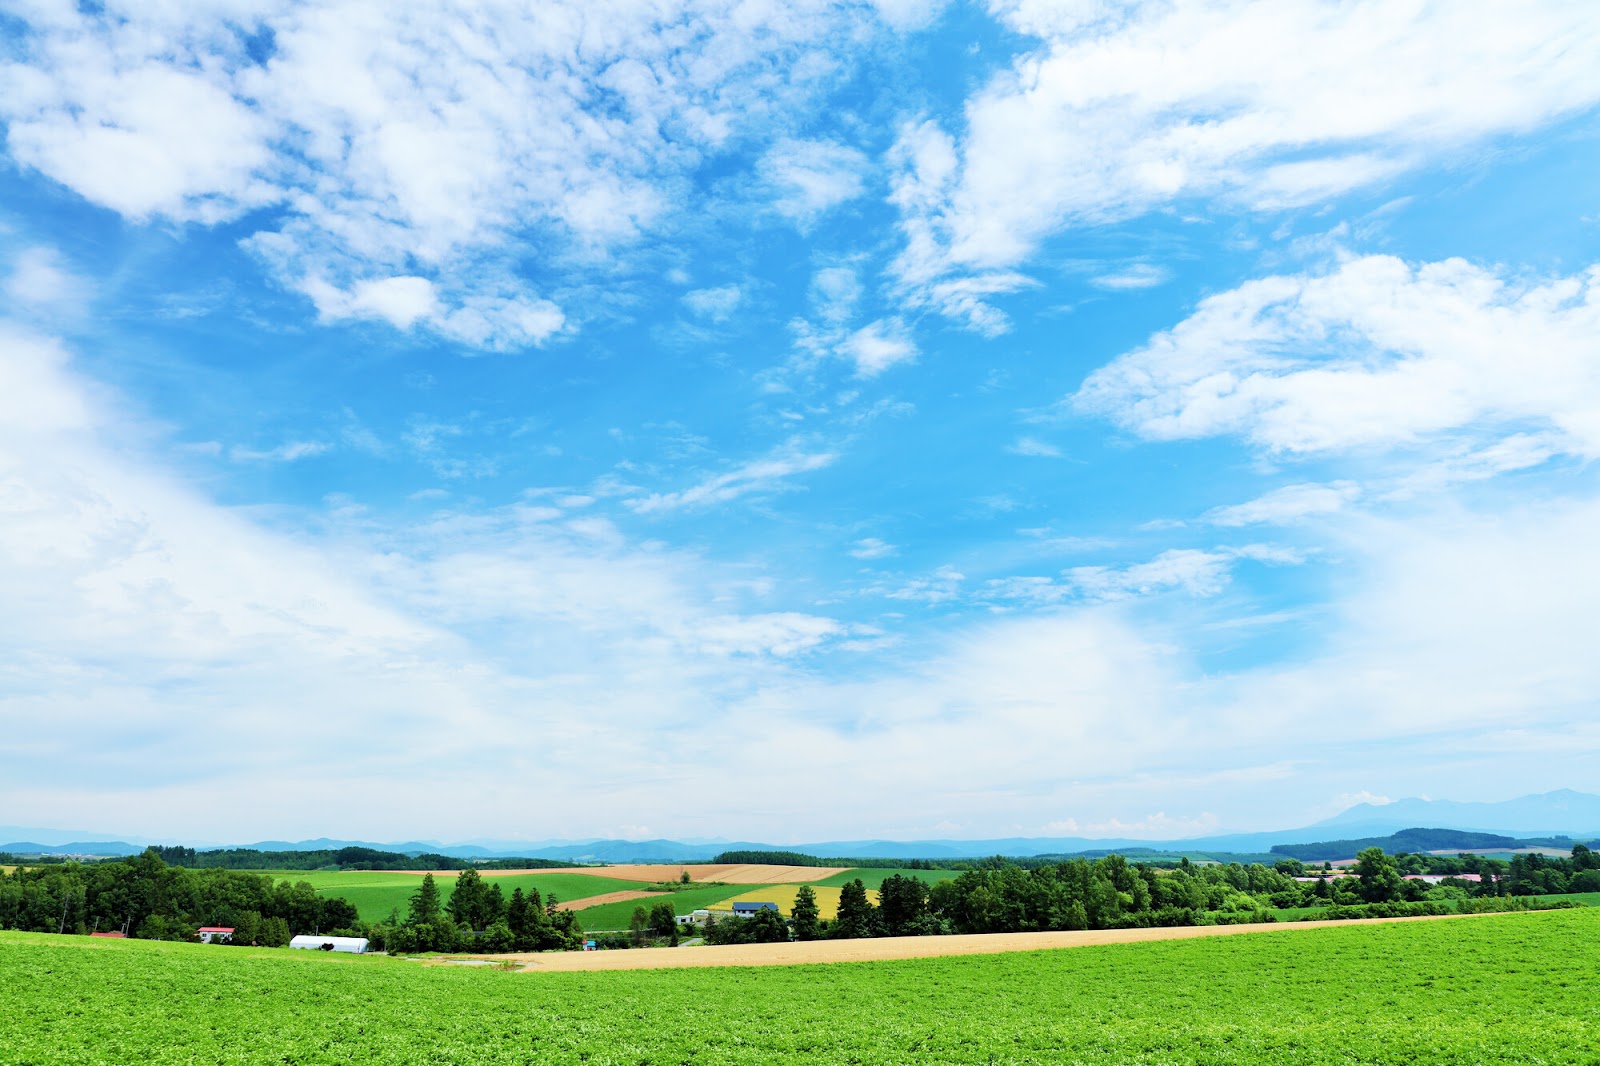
xmin=0 ymin=840 xmax=146 ymax=857
xmin=1310 ymin=789 xmax=1600 ymax=837
xmin=6 ymin=790 xmax=1597 ymax=863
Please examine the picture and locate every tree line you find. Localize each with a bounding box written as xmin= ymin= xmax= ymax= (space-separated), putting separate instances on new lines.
xmin=148 ymin=845 xmax=573 ymax=872
xmin=0 ymin=849 xmax=357 ymax=944
xmin=367 ymin=870 xmax=584 ymax=954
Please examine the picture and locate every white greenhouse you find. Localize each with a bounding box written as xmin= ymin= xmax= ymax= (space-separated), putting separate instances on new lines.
xmin=289 ymin=935 xmax=369 ymax=954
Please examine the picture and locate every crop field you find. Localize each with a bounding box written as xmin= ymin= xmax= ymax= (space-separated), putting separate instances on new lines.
xmin=6 ymin=909 xmax=1600 ymax=1063
xmin=258 ymin=870 xmax=652 ymax=923
xmin=540 ymin=863 xmax=847 ymax=884
xmin=716 ymin=884 xmax=880 ymax=919
xmin=577 ymin=884 xmax=753 ymax=930
xmin=812 ymin=867 xmax=968 ymax=890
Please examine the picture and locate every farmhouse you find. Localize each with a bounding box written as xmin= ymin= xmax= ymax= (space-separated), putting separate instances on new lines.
xmin=197 ymin=926 xmax=234 ymax=944
xmin=288 ymin=935 xmax=369 ymax=954
xmin=731 ymin=902 xmax=780 ymax=917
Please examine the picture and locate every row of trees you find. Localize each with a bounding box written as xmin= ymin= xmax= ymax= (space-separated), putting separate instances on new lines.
xmin=0 ymin=849 xmax=357 ymax=942
xmin=699 ymin=845 xmax=1599 ymax=946
xmin=147 ymin=845 xmax=572 ymax=872
xmin=365 ymin=872 xmax=584 ymax=954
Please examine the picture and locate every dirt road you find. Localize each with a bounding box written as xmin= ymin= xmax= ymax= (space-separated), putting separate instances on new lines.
xmin=469 ymin=912 xmax=1499 ymax=973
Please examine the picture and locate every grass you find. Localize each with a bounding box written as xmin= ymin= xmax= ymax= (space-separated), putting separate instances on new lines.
xmin=812 ymin=867 xmax=967 ymax=890
xmin=577 ymin=884 xmax=752 ymax=930
xmin=252 ymin=870 xmax=653 ymax=923
xmin=5 ymin=909 xmax=1600 ymax=1063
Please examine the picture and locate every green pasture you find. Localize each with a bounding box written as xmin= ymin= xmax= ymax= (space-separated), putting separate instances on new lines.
xmin=6 ymin=909 xmax=1600 ymax=1063
xmin=577 ymin=884 xmax=751 ymax=930
xmin=257 ymin=870 xmax=653 ymax=923
xmin=813 ymin=867 xmax=967 ymax=890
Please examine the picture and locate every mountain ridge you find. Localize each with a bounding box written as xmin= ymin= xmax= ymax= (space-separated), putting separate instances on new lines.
xmin=7 ymin=790 xmax=1597 ymax=861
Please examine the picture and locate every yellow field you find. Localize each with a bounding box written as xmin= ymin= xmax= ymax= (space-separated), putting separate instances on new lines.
xmin=714 ymin=885 xmax=880 ymax=920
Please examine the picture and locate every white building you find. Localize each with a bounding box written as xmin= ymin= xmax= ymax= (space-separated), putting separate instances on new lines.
xmin=289 ymin=935 xmax=369 ymax=954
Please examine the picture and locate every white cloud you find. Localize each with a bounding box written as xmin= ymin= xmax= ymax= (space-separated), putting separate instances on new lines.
xmin=1090 ymin=263 xmax=1170 ymax=291
xmin=229 ymin=440 xmax=330 ymax=463
xmin=839 ymin=317 xmax=917 ymax=376
xmin=627 ymin=443 xmax=837 ymax=514
xmin=682 ymin=285 xmax=744 ymax=322
xmin=810 ymin=266 xmax=862 ymax=324
xmin=8 ymin=322 xmax=1600 ymax=839
xmin=4 ymin=246 xmax=88 ymax=310
xmin=893 ymin=0 xmax=1600 ymax=323
xmin=986 ymin=544 xmax=1300 ymax=606
xmin=1009 ymin=436 xmax=1062 ymax=458
xmin=1068 ymin=548 xmax=1237 ymax=601
xmin=1076 ymin=255 xmax=1600 ymax=457
xmin=849 ymin=537 xmax=896 ymax=560
xmin=306 ymin=275 xmax=440 ymax=330
xmin=759 ymin=137 xmax=870 ymax=225
xmin=0 ymin=1 xmax=902 ymax=349
xmin=1206 ymin=482 xmax=1362 ymax=527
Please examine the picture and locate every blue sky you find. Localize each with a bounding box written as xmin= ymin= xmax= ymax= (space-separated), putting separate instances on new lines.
xmin=3 ymin=0 xmax=1600 ymax=845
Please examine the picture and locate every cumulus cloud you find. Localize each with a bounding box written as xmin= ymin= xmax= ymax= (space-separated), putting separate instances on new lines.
xmin=892 ymin=0 xmax=1600 ymax=324
xmin=1076 ymin=255 xmax=1600 ymax=457
xmin=0 ymin=1 xmax=906 ymax=349
xmin=839 ymin=318 xmax=917 ymax=376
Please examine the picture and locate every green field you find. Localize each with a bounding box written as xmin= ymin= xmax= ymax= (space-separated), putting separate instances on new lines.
xmin=7 ymin=910 xmax=1600 ymax=1063
xmin=812 ymin=867 xmax=967 ymax=890
xmin=259 ymin=870 xmax=653 ymax=923
xmin=577 ymin=884 xmax=751 ymax=930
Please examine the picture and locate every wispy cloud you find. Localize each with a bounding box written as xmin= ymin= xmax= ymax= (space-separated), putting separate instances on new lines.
xmin=627 ymin=444 xmax=838 ymax=514
xmin=682 ymin=285 xmax=744 ymax=322
xmin=229 ymin=441 xmax=331 ymax=463
xmin=1090 ymin=263 xmax=1170 ymax=291
xmin=890 ymin=1 xmax=1600 ymax=325
xmin=849 ymin=537 xmax=897 ymax=560
xmin=759 ymin=138 xmax=870 ymax=226
xmin=1009 ymin=436 xmax=1062 ymax=458
xmin=1206 ymin=482 xmax=1362 ymax=526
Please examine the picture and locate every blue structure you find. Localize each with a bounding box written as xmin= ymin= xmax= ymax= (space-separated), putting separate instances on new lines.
xmin=731 ymin=901 xmax=780 ymax=915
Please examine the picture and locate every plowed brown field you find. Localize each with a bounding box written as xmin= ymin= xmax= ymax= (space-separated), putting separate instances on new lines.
xmin=454 ymin=912 xmax=1490 ymax=972
xmin=551 ymin=890 xmax=657 ymax=912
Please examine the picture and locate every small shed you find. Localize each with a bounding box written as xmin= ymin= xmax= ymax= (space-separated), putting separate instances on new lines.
xmin=289 ymin=935 xmax=369 ymax=954
xmin=198 ymin=926 xmax=235 ymax=944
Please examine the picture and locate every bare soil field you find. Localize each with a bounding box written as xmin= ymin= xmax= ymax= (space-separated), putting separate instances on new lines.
xmin=551 ymin=889 xmax=658 ymax=912
xmin=470 ymin=912 xmax=1494 ymax=973
xmin=533 ymin=863 xmax=850 ymax=884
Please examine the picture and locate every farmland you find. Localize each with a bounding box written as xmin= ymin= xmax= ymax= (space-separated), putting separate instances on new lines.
xmin=813 ymin=867 xmax=967 ymax=890
xmin=268 ymin=870 xmax=652 ymax=923
xmin=716 ymin=884 xmax=881 ymax=920
xmin=6 ymin=909 xmax=1600 ymax=1063
xmin=575 ymin=884 xmax=752 ymax=930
